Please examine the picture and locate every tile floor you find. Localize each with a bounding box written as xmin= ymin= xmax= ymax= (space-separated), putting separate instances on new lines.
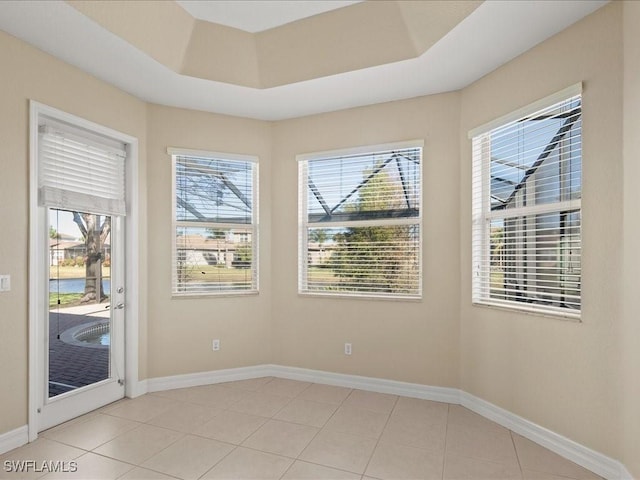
xmin=0 ymin=377 xmax=602 ymax=480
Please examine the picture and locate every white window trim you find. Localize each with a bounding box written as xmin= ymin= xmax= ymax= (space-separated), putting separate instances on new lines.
xmin=168 ymin=147 xmax=259 ymax=297
xmin=469 ymin=87 xmax=582 ymax=320
xmin=297 ymin=140 xmax=424 ymax=300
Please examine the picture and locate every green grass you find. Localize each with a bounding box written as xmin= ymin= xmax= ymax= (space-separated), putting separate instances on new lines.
xmin=490 ymin=269 xmax=504 ymax=287
xmin=49 ymin=292 xmax=83 ymax=308
xmin=184 ymin=265 xmax=252 ymax=282
xmin=307 ymin=266 xmax=337 ymax=283
xmin=49 ymin=265 xmax=111 ymax=279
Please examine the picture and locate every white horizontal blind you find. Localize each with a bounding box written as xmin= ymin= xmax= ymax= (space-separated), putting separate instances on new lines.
xmin=172 ymin=153 xmax=257 ymax=295
xmin=471 ymin=93 xmax=582 ymax=318
xmin=299 ymin=145 xmax=422 ymax=298
xmin=38 ymin=124 xmax=127 ymax=216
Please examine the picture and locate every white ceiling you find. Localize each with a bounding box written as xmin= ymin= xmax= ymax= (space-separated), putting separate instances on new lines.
xmin=0 ymin=1 xmax=607 ymax=121
xmin=177 ymin=0 xmax=362 ymax=33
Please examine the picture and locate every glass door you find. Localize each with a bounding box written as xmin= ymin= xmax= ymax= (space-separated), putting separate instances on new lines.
xmin=39 ymin=208 xmax=125 ymax=431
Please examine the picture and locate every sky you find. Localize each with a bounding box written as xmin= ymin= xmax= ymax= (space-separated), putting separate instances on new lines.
xmin=49 ymin=209 xmax=113 ymax=240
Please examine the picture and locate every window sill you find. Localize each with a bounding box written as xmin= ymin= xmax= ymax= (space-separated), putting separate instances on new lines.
xmin=471 ymin=299 xmax=581 ymax=322
xmin=172 ymin=290 xmax=259 ymax=299
xmin=298 ymin=291 xmax=422 ymax=302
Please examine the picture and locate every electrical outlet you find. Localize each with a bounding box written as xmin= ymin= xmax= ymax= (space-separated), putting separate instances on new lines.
xmin=344 ymin=342 xmax=352 ymax=355
xmin=212 ymin=339 xmax=220 ymax=351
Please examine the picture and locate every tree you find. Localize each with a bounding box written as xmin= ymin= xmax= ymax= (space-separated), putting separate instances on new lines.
xmin=49 ymin=226 xmax=60 ymax=239
xmin=233 ymin=243 xmax=252 ymax=268
xmin=309 ymin=229 xmax=328 ymax=263
xmin=329 ymin=167 xmax=417 ymax=293
xmin=309 ymin=229 xmax=328 ymax=246
xmin=72 ymin=212 xmax=110 ymax=303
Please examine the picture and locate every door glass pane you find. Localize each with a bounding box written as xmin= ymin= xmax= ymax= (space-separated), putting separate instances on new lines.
xmin=48 ymin=208 xmax=111 ymax=398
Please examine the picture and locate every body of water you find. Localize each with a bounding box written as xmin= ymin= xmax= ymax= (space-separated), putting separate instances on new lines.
xmin=50 ymin=278 xmax=111 ymax=294
xmin=82 ymin=331 xmax=110 ymax=346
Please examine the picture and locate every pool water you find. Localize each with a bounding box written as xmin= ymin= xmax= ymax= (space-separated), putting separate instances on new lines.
xmin=81 ymin=331 xmax=110 ymax=346
xmin=50 ymin=278 xmax=111 ymax=294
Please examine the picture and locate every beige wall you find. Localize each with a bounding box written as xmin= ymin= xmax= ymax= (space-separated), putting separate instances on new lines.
xmin=0 ymin=30 xmax=148 ymax=434
xmin=622 ymin=1 xmax=640 ymax=477
xmin=1 ymin=2 xmax=638 ymax=475
xmin=270 ymin=94 xmax=461 ymax=387
xmin=459 ymin=2 xmax=623 ymax=458
xmin=145 ymin=105 xmax=273 ymax=378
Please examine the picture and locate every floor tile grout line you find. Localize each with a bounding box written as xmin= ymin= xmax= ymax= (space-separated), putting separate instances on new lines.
xmin=510 ymin=429 xmax=526 ymax=479
xmin=185 ymin=406 xmax=267 ymax=445
xmin=89 ymin=397 xmax=241 ymax=480
xmin=227 ymin=380 xmax=319 ymax=480
xmin=198 ymin=379 xmax=314 ymax=480
xmin=289 ymin=383 xmax=354 ymax=475
xmin=263 ymin=388 xmax=303 ymax=420
xmin=445 ymin=406 xmax=526 ymax=474
xmin=98 ymin=429 xmax=189 ymax=473
xmin=79 ymin=449 xmax=147 ymax=473
xmin=257 ymin=377 xmax=315 ymax=400
xmin=195 ymin=442 xmax=240 ymax=480
xmin=380 ymin=404 xmax=450 ymax=456
xmin=440 ymin=402 xmax=451 ymax=480
xmin=509 ymin=432 xmax=604 ymax=480
xmin=15 ymin=380 xmax=598 ymax=480
xmin=197 ymin=380 xmax=312 ymax=478
xmin=280 ymin=458 xmax=366 ymax=479
xmin=359 ymin=393 xmax=400 ymax=478
xmin=139 ymin=397 xmax=242 ymax=477
xmin=39 ymin=420 xmax=143 ymax=455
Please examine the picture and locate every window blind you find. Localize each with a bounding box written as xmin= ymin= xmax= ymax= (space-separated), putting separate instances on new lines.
xmin=172 ymin=152 xmax=258 ymax=295
xmin=38 ymin=123 xmax=127 ymax=216
xmin=471 ymin=92 xmax=582 ymax=318
xmin=298 ymin=144 xmax=422 ymax=298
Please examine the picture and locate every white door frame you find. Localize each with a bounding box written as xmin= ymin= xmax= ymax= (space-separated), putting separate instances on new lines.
xmin=28 ymin=101 xmax=141 ymax=441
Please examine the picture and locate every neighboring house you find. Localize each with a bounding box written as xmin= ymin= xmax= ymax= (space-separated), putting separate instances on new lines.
xmin=307 ymin=242 xmax=334 ymax=266
xmin=49 ymin=238 xmax=111 ymax=266
xmin=176 ymin=234 xmax=251 ymax=268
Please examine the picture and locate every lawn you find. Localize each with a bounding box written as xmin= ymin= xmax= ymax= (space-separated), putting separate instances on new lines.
xmin=49 ymin=292 xmax=83 ymax=308
xmin=307 ymin=266 xmax=337 ymax=284
xmin=49 ymin=265 xmax=111 ymax=279
xmin=49 ymin=265 xmax=111 ymax=308
xmin=184 ymin=265 xmax=253 ymax=281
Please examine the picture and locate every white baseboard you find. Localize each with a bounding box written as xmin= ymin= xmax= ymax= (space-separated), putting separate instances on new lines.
xmin=127 ymin=378 xmax=148 ymax=398
xmin=619 ymin=465 xmax=635 ymax=480
xmin=145 ymin=363 xmax=460 ymax=404
xmin=0 ymin=425 xmax=28 ymax=456
xmin=267 ymin=364 xmax=461 ymax=404
xmin=87 ymin=364 xmax=637 ymax=480
xmin=459 ymin=392 xmax=629 ymax=480
xmin=146 ymin=364 xmax=274 ymax=392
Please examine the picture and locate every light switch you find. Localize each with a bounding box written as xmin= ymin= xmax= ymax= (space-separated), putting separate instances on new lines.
xmin=0 ymin=275 xmax=10 ymax=292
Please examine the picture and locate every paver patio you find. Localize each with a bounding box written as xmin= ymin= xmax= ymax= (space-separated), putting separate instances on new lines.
xmin=48 ymin=304 xmax=110 ymax=397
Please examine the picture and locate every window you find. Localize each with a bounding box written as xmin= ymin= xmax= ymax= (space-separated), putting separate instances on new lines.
xmin=470 ymin=85 xmax=582 ymax=318
xmin=298 ymin=142 xmax=422 ymax=298
xmin=171 ymin=149 xmax=258 ymax=295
